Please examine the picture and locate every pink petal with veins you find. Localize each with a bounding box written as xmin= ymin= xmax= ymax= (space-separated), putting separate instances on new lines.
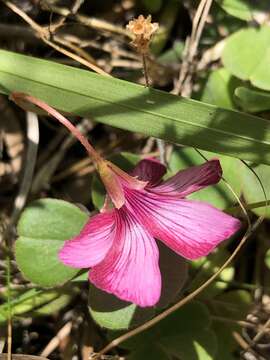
xmin=58 ymin=212 xmax=115 ymax=268
xmin=90 ymin=207 xmax=161 ymax=307
xmin=156 ymin=159 xmax=222 ymax=197
xmin=126 ymin=189 xmax=241 ymax=260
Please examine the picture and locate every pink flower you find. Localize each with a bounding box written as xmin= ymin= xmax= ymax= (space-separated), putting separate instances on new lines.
xmin=9 ymin=93 xmax=240 ymax=306
xmin=59 ymin=158 xmax=241 ymax=307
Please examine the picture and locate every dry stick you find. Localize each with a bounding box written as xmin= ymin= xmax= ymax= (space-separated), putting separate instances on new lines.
xmin=2 ymin=0 xmax=110 ymax=77
xmin=40 ymin=321 xmax=72 ymax=357
xmin=3 ymin=112 xmax=39 ymax=360
xmin=174 ymin=0 xmax=213 ymax=96
xmin=42 ymin=2 xmax=130 ymax=38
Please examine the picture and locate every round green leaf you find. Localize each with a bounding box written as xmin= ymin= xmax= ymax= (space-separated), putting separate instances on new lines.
xmin=235 ymin=86 xmax=270 ymax=113
xmin=156 ymin=242 xmax=188 ymax=309
xmin=160 ymin=330 xmax=217 ymax=360
xmin=89 ymin=285 xmax=154 ymax=330
xmin=216 ymin=0 xmax=270 ymax=21
xmin=222 ymin=26 xmax=270 ymax=90
xmin=129 ymin=344 xmax=171 ymax=360
xmin=201 ymin=68 xmax=241 ymax=109
xmin=16 ymin=198 xmax=88 ymax=287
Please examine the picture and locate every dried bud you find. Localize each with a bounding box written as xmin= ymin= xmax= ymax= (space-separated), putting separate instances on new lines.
xmin=127 ymin=15 xmax=159 ymax=54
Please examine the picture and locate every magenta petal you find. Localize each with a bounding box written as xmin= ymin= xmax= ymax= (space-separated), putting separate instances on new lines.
xmin=127 ymin=190 xmax=241 ymax=260
xmin=155 ymin=159 xmax=222 ymax=197
xmin=58 ymin=212 xmax=115 ymax=268
xmin=131 ymin=158 xmax=166 ymax=185
xmin=89 ymin=207 xmax=161 ymax=307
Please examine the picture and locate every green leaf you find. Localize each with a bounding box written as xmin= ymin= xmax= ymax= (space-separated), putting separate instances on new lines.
xmin=201 ymin=68 xmax=241 ymax=109
xmin=235 ymin=86 xmax=270 ymax=112
xmin=265 ymin=249 xmax=270 ymax=269
xmin=169 ymin=147 xmax=241 ymax=209
xmin=89 ymin=285 xmax=154 ymax=330
xmin=141 ymin=0 xmax=162 ymax=13
xmin=210 ymin=290 xmax=252 ymax=320
xmin=212 ymin=323 xmax=237 ymax=360
xmin=129 ymin=344 xmax=171 ymax=360
xmin=0 ymin=287 xmax=75 ymax=323
xmin=156 ymin=242 xmax=188 ymax=309
xmin=222 ymin=26 xmax=270 ymax=90
xmin=160 ymin=330 xmax=217 ymax=360
xmin=121 ymin=302 xmax=217 ymax=360
xmin=16 ymin=198 xmax=88 ymax=287
xmin=1 ymin=50 xmax=270 ymax=164
xmin=189 ymin=249 xmax=235 ymax=299
xmin=216 ymin=0 xmax=270 ymax=21
xmin=239 ymin=162 xmax=270 ymax=218
xmin=88 ymin=242 xmax=187 ymax=329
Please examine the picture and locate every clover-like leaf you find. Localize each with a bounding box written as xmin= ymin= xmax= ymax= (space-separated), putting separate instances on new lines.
xmin=16 ymin=198 xmax=88 ymax=287
xmin=235 ymin=86 xmax=270 ymax=113
xmin=222 ymin=26 xmax=270 ymax=90
xmin=89 ymin=285 xmax=154 ymax=330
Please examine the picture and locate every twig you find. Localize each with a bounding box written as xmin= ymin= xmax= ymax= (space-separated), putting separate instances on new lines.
xmin=3 ymin=111 xmax=39 ymax=360
xmin=41 ymin=2 xmax=130 ymax=38
xmin=173 ymin=0 xmax=213 ymax=96
xmin=40 ymin=321 xmax=72 ymax=357
xmin=2 ymin=0 xmax=110 ymax=77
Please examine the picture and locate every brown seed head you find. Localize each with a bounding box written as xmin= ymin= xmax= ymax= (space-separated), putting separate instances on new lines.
xmin=126 ymin=15 xmax=159 ymax=54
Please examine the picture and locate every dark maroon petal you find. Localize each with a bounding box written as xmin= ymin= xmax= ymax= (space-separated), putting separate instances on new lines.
xmin=155 ymin=159 xmax=222 ymax=197
xmin=131 ymin=158 xmax=166 ymax=185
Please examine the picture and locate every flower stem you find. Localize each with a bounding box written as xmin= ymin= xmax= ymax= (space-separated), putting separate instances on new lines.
xmin=142 ymin=54 xmax=149 ymax=87
xmin=10 ymin=92 xmax=103 ymax=165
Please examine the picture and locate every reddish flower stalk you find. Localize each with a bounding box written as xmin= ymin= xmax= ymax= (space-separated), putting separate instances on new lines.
xmin=10 ymin=92 xmax=145 ymax=209
xmin=10 ymin=92 xmax=102 ymax=164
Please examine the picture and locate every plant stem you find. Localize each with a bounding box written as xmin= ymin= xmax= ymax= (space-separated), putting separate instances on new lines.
xmin=10 ymin=92 xmax=103 ymax=165
xmin=142 ymin=54 xmax=149 ymax=87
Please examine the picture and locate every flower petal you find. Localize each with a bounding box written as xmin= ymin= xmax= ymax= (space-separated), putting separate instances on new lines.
xmin=126 ymin=189 xmax=241 ymax=260
xmin=59 ymin=212 xmax=115 ymax=268
xmin=131 ymin=158 xmax=166 ymax=185
xmin=156 ymin=159 xmax=222 ymax=197
xmin=89 ymin=207 xmax=161 ymax=307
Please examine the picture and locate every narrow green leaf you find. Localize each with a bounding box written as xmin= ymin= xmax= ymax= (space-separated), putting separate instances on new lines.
xmin=0 ymin=287 xmax=74 ymax=323
xmin=16 ymin=198 xmax=88 ymax=287
xmin=0 ymin=50 xmax=270 ymax=164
